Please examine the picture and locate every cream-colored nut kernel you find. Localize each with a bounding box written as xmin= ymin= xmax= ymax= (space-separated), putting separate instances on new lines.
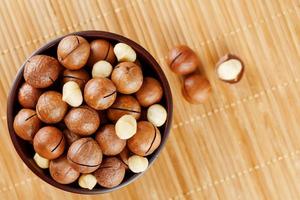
xmin=33 ymin=153 xmax=49 ymax=169
xmin=147 ymin=104 xmax=167 ymax=127
xmin=128 ymin=155 xmax=148 ymax=173
xmin=115 ymin=115 xmax=137 ymax=139
xmin=217 ymin=59 xmax=242 ymax=81
xmin=78 ymin=174 xmax=97 ymax=190
xmin=92 ymin=60 xmax=113 ymax=78
xmin=113 ymin=43 xmax=136 ymax=62
xmin=62 ymin=81 xmax=83 ymax=107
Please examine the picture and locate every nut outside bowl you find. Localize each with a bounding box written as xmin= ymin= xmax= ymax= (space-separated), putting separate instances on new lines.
xmin=7 ymin=31 xmax=173 ymax=194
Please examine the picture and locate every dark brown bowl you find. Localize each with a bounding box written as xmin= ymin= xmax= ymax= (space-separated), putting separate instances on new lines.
xmin=6 ymin=31 xmax=173 ymax=194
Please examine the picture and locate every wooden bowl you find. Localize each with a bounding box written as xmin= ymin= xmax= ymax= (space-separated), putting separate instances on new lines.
xmin=6 ymin=31 xmax=173 ymax=194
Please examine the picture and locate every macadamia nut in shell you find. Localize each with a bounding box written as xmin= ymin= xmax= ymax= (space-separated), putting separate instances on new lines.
xmin=67 ymin=138 xmax=102 ymax=173
xmin=168 ymin=45 xmax=199 ymax=75
xmin=50 ymin=156 xmax=80 ymax=184
xmin=107 ymin=95 xmax=141 ymax=122
xmin=88 ymin=39 xmax=116 ymax=66
xmin=128 ymin=121 xmax=161 ymax=156
xmin=13 ymin=109 xmax=41 ymax=141
xmin=57 ymin=35 xmax=90 ymax=70
xmin=33 ymin=126 xmax=65 ymax=159
xmin=18 ymin=83 xmax=42 ymax=108
xmin=182 ymin=74 xmax=211 ymax=104
xmin=94 ymin=157 xmax=125 ymax=188
xmin=111 ymin=62 xmax=143 ymax=94
xmin=84 ymin=78 xmax=117 ymax=110
xmin=95 ymin=124 xmax=126 ymax=156
xmin=36 ymin=91 xmax=68 ymax=124
xmin=64 ymin=106 xmax=100 ymax=136
xmin=135 ymin=77 xmax=163 ymax=107
xmin=24 ymin=55 xmax=60 ymax=88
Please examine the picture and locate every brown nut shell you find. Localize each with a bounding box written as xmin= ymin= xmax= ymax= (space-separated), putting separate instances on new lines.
xmin=62 ymin=69 xmax=90 ymax=90
xmin=107 ymin=95 xmax=141 ymax=122
xmin=67 ymin=138 xmax=102 ymax=173
xmin=216 ymin=54 xmax=244 ymax=83
xmin=168 ymin=45 xmax=199 ymax=75
xmin=182 ymin=74 xmax=211 ymax=104
xmin=94 ymin=157 xmax=125 ymax=188
xmin=88 ymin=39 xmax=116 ymax=66
xmin=64 ymin=106 xmax=100 ymax=136
xmin=127 ymin=121 xmax=161 ymax=156
xmin=49 ymin=156 xmax=80 ymax=184
xmin=36 ymin=91 xmax=68 ymax=124
xmin=95 ymin=124 xmax=126 ymax=156
xmin=135 ymin=77 xmax=163 ymax=107
xmin=119 ymin=147 xmax=130 ymax=169
xmin=24 ymin=55 xmax=60 ymax=88
xmin=111 ymin=62 xmax=143 ymax=94
xmin=84 ymin=78 xmax=117 ymax=110
xmin=63 ymin=129 xmax=81 ymax=145
xmin=13 ymin=109 xmax=41 ymax=141
xmin=18 ymin=83 xmax=42 ymax=108
xmin=33 ymin=126 xmax=65 ymax=159
xmin=57 ymin=35 xmax=90 ymax=70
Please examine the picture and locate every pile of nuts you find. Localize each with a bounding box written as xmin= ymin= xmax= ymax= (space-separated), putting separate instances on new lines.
xmin=13 ymin=35 xmax=168 ymax=190
xmin=168 ymin=45 xmax=244 ymax=104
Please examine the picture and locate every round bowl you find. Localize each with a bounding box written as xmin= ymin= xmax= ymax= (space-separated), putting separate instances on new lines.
xmin=6 ymin=31 xmax=173 ymax=194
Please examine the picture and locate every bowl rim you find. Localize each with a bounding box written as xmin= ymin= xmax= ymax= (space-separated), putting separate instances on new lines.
xmin=6 ymin=30 xmax=173 ymax=194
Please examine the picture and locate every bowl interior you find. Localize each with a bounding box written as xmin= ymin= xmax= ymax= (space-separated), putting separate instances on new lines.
xmin=7 ymin=31 xmax=173 ymax=194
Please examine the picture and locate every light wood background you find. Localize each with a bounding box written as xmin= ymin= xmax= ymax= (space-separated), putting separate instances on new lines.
xmin=0 ymin=0 xmax=300 ymax=199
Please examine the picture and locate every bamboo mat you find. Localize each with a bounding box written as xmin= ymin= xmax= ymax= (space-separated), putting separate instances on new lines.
xmin=0 ymin=0 xmax=300 ymax=199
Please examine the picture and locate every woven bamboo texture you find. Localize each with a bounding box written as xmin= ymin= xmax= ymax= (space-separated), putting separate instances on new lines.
xmin=0 ymin=0 xmax=300 ymax=199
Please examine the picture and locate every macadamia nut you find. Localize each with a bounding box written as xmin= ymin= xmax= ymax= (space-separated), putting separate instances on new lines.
xmin=94 ymin=157 xmax=125 ymax=188
xmin=36 ymin=91 xmax=68 ymax=124
xmin=115 ymin=115 xmax=137 ymax=139
xmin=92 ymin=60 xmax=113 ymax=78
xmin=49 ymin=156 xmax=80 ymax=184
xmin=64 ymin=106 xmax=100 ymax=136
xmin=62 ymin=81 xmax=83 ymax=107
xmin=128 ymin=121 xmax=161 ymax=156
xmin=182 ymin=74 xmax=211 ymax=104
xmin=168 ymin=45 xmax=199 ymax=75
xmin=78 ymin=174 xmax=97 ymax=190
xmin=216 ymin=54 xmax=244 ymax=83
xmin=63 ymin=129 xmax=81 ymax=145
xmin=135 ymin=77 xmax=163 ymax=107
xmin=13 ymin=109 xmax=41 ymax=141
xmin=18 ymin=82 xmax=42 ymax=109
xmin=111 ymin=62 xmax=143 ymax=94
xmin=128 ymin=155 xmax=148 ymax=173
xmin=67 ymin=138 xmax=102 ymax=173
xmin=95 ymin=124 xmax=126 ymax=156
xmin=57 ymin=35 xmax=90 ymax=70
xmin=88 ymin=39 xmax=116 ymax=66
xmin=33 ymin=126 xmax=65 ymax=159
xmin=84 ymin=78 xmax=117 ymax=110
xmin=113 ymin=43 xmax=136 ymax=62
xmin=107 ymin=95 xmax=141 ymax=122
xmin=62 ymin=69 xmax=90 ymax=90
xmin=24 ymin=55 xmax=61 ymax=88
xmin=147 ymin=104 xmax=167 ymax=127
xmin=33 ymin=153 xmax=49 ymax=169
